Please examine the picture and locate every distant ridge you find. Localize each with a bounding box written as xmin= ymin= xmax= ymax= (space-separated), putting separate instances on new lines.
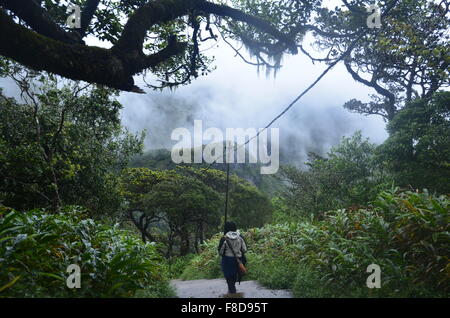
xmin=129 ymin=146 xmax=285 ymax=197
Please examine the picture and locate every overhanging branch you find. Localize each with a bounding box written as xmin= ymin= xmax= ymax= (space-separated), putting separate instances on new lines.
xmin=198 ymin=2 xmax=298 ymax=54
xmin=344 ymin=58 xmax=397 ymax=119
xmin=114 ymin=0 xmax=205 ymax=52
xmin=0 ymin=9 xmax=187 ymax=92
xmin=0 ymin=0 xmax=321 ymax=92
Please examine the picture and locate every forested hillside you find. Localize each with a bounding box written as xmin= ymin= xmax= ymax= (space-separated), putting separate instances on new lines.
xmin=129 ymin=148 xmax=285 ymax=196
xmin=0 ymin=0 xmax=449 ymax=299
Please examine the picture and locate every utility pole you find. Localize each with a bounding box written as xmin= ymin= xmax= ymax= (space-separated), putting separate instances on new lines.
xmin=224 ymin=161 xmax=230 ymax=230
xmin=223 ymin=141 xmax=231 ymax=232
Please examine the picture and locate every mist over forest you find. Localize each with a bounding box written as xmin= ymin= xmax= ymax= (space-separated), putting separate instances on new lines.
xmin=118 ymin=59 xmax=389 ymax=168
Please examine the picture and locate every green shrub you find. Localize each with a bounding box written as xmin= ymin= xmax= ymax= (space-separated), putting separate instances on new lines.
xmin=167 ymin=254 xmax=196 ymax=279
xmin=0 ymin=206 xmax=174 ymax=297
xmin=181 ymin=190 xmax=450 ymax=297
xmin=247 ymin=254 xmax=299 ymax=289
xmin=180 ymin=236 xmax=222 ymax=280
xmin=292 ymin=265 xmax=333 ymax=298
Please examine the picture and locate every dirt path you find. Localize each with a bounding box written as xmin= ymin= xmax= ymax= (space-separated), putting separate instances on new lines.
xmin=170 ymin=279 xmax=293 ymax=298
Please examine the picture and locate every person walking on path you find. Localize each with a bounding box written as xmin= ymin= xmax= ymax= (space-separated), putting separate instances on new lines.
xmin=218 ymin=221 xmax=247 ymax=294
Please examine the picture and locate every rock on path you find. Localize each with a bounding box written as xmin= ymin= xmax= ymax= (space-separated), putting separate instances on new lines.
xmin=171 ymin=279 xmax=293 ymax=298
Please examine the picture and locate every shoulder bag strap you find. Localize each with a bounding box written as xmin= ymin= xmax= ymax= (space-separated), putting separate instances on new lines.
xmin=225 ymin=238 xmax=242 ymax=264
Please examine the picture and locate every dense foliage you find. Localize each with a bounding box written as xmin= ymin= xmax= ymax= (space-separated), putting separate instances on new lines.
xmin=129 ymin=148 xmax=284 ymax=196
xmin=0 ymin=206 xmax=174 ymax=297
xmin=321 ymin=0 xmax=450 ymax=120
xmin=380 ymin=91 xmax=450 ymax=193
xmin=280 ymin=132 xmax=393 ymax=219
xmin=0 ymin=0 xmax=448 ymax=299
xmin=181 ymin=189 xmax=450 ymax=297
xmin=120 ymin=166 xmax=272 ymax=256
xmin=177 ymin=167 xmax=273 ymax=229
xmin=120 ymin=167 xmax=222 ymax=256
xmin=0 ymin=72 xmax=144 ymax=215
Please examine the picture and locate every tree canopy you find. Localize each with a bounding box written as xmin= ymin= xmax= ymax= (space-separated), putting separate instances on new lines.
xmin=120 ymin=166 xmax=272 ymax=255
xmin=328 ymin=0 xmax=449 ymax=120
xmin=0 ymin=0 xmax=315 ymax=92
xmin=380 ymin=91 xmax=450 ymax=193
xmin=280 ymin=131 xmax=393 ymax=218
xmin=0 ymin=71 xmax=143 ymax=213
xmin=2 ymin=0 xmax=446 ymax=99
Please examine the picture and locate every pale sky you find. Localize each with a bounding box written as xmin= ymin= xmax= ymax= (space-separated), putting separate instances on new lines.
xmin=117 ymin=31 xmax=388 ymax=165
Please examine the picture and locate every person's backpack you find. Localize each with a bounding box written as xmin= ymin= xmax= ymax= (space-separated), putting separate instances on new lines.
xmin=224 ymin=237 xmax=247 ymax=275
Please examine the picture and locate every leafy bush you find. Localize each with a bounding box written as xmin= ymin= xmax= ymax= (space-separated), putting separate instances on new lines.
xmin=167 ymin=254 xmax=196 ymax=279
xmin=379 ymin=91 xmax=450 ymax=194
xmin=0 ymin=206 xmax=174 ymax=297
xmin=247 ymin=254 xmax=299 ymax=289
xmin=0 ymin=79 xmax=144 ymax=216
xmin=292 ymin=265 xmax=332 ymax=298
xmin=281 ymin=132 xmax=393 ymax=219
xmin=180 ymin=236 xmax=223 ymax=281
xmin=181 ymin=190 xmax=450 ymax=297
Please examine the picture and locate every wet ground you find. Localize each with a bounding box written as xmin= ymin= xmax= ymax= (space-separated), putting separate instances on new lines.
xmin=170 ymin=279 xmax=293 ymax=298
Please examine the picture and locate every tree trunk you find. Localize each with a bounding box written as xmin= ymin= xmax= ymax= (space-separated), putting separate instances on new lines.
xmin=194 ymin=226 xmax=199 ymax=254
xmin=179 ymin=227 xmax=190 ymax=256
xmin=166 ymin=226 xmax=174 ymax=258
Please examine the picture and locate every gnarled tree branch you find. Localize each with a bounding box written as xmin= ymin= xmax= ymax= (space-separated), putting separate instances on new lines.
xmin=0 ymin=8 xmax=187 ymax=92
xmin=344 ymin=58 xmax=397 ymax=120
xmin=114 ymin=0 xmax=207 ymax=53
xmin=0 ymin=0 xmax=306 ymax=92
xmin=197 ymin=2 xmax=298 ymax=54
